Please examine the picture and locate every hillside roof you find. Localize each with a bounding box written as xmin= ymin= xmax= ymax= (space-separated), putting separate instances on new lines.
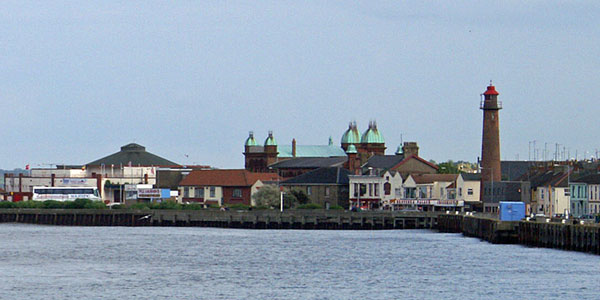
xmin=87 ymin=143 xmax=179 ymax=167
xmin=179 ymin=169 xmax=280 ymax=187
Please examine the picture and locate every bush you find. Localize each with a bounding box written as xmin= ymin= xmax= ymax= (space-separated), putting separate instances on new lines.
xmin=329 ymin=205 xmax=344 ymax=210
xmin=181 ymin=203 xmax=205 ymax=210
xmin=109 ymin=204 xmax=124 ymax=209
xmin=129 ymin=203 xmax=150 ymax=210
xmin=226 ymin=204 xmax=250 ymax=210
xmin=14 ymin=201 xmax=44 ymax=209
xmin=0 ymin=201 xmax=15 ymax=208
xmin=149 ymin=200 xmax=181 ymax=210
xmin=43 ymin=200 xmax=66 ymax=209
xmin=297 ymin=203 xmax=323 ymax=209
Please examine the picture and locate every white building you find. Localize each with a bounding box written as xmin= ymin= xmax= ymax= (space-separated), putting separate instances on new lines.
xmin=348 ymin=170 xmax=403 ymax=210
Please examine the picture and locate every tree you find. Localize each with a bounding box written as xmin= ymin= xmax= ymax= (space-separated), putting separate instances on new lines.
xmin=288 ymin=188 xmax=309 ymax=205
xmin=252 ymin=185 xmax=281 ymax=207
xmin=437 ymin=161 xmax=460 ymax=174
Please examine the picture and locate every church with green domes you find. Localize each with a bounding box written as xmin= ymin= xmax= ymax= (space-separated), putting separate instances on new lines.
xmin=244 ymin=121 xmax=396 ymax=174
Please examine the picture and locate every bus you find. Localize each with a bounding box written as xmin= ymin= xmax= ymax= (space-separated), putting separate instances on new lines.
xmin=32 ymin=186 xmax=101 ymax=201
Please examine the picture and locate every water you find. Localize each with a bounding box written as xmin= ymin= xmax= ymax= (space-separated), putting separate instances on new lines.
xmin=0 ymin=224 xmax=597 ymax=299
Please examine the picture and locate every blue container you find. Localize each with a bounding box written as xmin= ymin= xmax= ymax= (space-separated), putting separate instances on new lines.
xmin=499 ymin=201 xmax=526 ymax=221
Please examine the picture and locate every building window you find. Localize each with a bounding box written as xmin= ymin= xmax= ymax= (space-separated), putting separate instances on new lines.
xmin=467 ymin=188 xmax=473 ymax=195
xmin=458 ymin=188 xmax=462 ymax=197
xmin=353 ymin=183 xmax=359 ymax=197
xmin=195 ymin=187 xmax=204 ymax=198
xmin=210 ymin=186 xmax=216 ymax=198
xmin=395 ymin=188 xmax=402 ymax=197
xmin=233 ymin=189 xmax=242 ymax=198
xmin=374 ymin=183 xmax=379 ymax=196
xmin=307 ymin=186 xmax=312 ymax=195
xmin=384 ymin=183 xmax=391 ymax=195
xmin=325 ymin=187 xmax=330 ymax=196
xmin=368 ymin=184 xmax=373 ymax=196
xmin=184 ymin=187 xmax=190 ymax=198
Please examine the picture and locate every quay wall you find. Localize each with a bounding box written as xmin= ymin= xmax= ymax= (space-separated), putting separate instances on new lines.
xmin=0 ymin=209 xmax=439 ymax=230
xmin=438 ymin=214 xmax=600 ymax=255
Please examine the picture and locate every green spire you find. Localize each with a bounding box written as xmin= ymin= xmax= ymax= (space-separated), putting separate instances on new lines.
xmin=346 ymin=144 xmax=358 ymax=154
xmin=360 ymin=120 xmax=385 ymax=144
xmin=264 ymin=131 xmax=277 ymax=146
xmin=245 ymin=131 xmax=259 ymax=146
xmin=341 ymin=121 xmax=360 ymax=144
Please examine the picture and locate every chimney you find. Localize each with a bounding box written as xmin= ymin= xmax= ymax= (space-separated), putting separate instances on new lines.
xmin=292 ymin=138 xmax=297 ymax=157
xmin=402 ymin=142 xmax=419 ymax=157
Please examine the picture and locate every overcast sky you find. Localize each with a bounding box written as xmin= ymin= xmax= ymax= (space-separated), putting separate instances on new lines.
xmin=2 ymin=1 xmax=599 ymax=169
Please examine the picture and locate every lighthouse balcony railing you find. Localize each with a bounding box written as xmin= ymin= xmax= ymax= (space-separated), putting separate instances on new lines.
xmin=480 ymin=100 xmax=502 ymax=109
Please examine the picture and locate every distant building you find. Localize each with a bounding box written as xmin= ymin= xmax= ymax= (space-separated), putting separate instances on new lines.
xmin=456 ymin=173 xmax=481 ymax=210
xmin=348 ymin=170 xmax=403 ymax=210
xmin=178 ymin=169 xmax=279 ymax=206
xmin=280 ymin=167 xmax=351 ymax=208
xmin=244 ymin=121 xmax=435 ymax=179
xmin=3 ymin=143 xmax=194 ymax=203
xmin=481 ymin=181 xmax=531 ymax=213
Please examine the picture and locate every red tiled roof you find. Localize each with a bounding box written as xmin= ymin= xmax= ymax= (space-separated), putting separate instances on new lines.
xmin=179 ymin=169 xmax=280 ymax=187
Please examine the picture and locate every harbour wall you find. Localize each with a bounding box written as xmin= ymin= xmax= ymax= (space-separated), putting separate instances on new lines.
xmin=0 ymin=209 xmax=439 ymax=230
xmin=3 ymin=209 xmax=598 ymax=255
xmin=438 ymin=214 xmax=600 ymax=255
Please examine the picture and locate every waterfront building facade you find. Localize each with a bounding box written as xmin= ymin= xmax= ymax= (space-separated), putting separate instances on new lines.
xmin=348 ymin=170 xmax=403 ymax=210
xmin=178 ymin=169 xmax=279 ymax=206
xmin=280 ymin=167 xmax=351 ymax=208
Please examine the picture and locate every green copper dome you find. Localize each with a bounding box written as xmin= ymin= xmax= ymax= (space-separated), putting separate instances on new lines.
xmin=245 ymin=131 xmax=259 ymax=146
xmin=360 ymin=121 xmax=385 ymax=144
xmin=264 ymin=131 xmax=277 ymax=146
xmin=395 ymin=145 xmax=403 ymax=155
xmin=346 ymin=144 xmax=358 ymax=154
xmin=341 ymin=122 xmax=360 ymax=144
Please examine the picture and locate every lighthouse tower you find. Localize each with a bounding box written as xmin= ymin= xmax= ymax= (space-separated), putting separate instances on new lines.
xmin=480 ymin=82 xmax=502 ymax=202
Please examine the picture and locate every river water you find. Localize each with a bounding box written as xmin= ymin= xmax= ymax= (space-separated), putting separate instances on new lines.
xmin=0 ymin=224 xmax=597 ymax=299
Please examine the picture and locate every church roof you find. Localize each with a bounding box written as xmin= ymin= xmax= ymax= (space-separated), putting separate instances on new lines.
xmin=86 ymin=143 xmax=179 ymax=167
xmin=269 ymin=157 xmax=347 ymax=169
xmin=278 ymin=145 xmax=346 ymax=158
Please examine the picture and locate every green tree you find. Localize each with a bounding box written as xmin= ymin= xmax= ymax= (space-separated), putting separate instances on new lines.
xmin=252 ymin=185 xmax=281 ymax=207
xmin=288 ymin=188 xmax=309 ymax=205
xmin=437 ymin=161 xmax=460 ymax=174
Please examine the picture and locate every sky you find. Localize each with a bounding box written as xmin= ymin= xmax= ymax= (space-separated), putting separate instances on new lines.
xmin=1 ymin=1 xmax=599 ymax=169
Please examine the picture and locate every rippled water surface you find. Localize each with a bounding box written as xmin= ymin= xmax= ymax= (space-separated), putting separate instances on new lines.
xmin=0 ymin=224 xmax=598 ymax=299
